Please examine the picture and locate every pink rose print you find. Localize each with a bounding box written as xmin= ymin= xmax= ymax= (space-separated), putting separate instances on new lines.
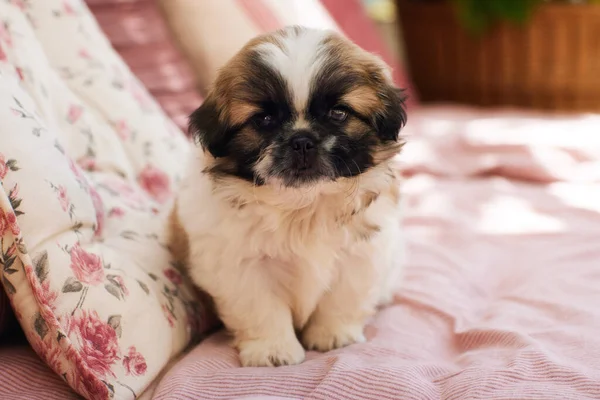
xmin=162 ymin=304 xmax=175 ymax=328
xmin=123 ymin=346 xmax=147 ymax=377
xmin=89 ymin=187 xmax=104 ymax=237
xmin=0 ymin=210 xmax=8 ymax=237
xmin=114 ymin=275 xmax=128 ymax=296
xmin=68 ymin=159 xmax=87 ymax=185
xmin=63 ymin=0 xmax=76 ymax=15
xmin=10 ymin=0 xmax=26 ymax=11
xmin=105 ymin=178 xmax=146 ymax=209
xmin=66 ymin=310 xmax=120 ymax=378
xmin=66 ymin=104 xmax=83 ymax=124
xmin=67 ymin=352 xmax=110 ymax=399
xmin=30 ymin=334 xmax=67 ymax=385
xmin=70 ymin=243 xmax=104 ymax=285
xmin=35 ymin=280 xmax=58 ymax=314
xmin=6 ymin=211 xmax=18 ymax=235
xmin=108 ymin=207 xmax=125 ymax=218
xmin=164 ymin=269 xmax=182 ymax=285
xmin=57 ymin=185 xmax=70 ymax=212
xmin=78 ymin=156 xmax=96 ymax=171
xmin=138 ymin=165 xmax=171 ymax=204
xmin=42 ymin=342 xmax=63 ymax=375
xmin=0 ymin=209 xmax=20 ymax=236
xmin=0 ymin=153 xmax=8 ymax=179
xmin=5 ymin=242 xmax=15 ymax=258
xmin=114 ymin=120 xmax=130 ymax=140
xmin=0 ymin=22 xmax=12 ymax=48
xmin=15 ymin=67 xmax=24 ymax=81
xmin=78 ymin=49 xmax=91 ymax=60
xmin=0 ymin=44 xmax=6 ymax=62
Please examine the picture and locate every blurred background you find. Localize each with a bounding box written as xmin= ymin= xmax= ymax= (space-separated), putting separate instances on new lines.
xmin=88 ymin=0 xmax=600 ymax=135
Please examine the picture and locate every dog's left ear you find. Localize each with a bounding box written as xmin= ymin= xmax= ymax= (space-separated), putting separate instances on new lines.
xmin=188 ymin=95 xmax=232 ymax=158
xmin=375 ymin=85 xmax=407 ymax=142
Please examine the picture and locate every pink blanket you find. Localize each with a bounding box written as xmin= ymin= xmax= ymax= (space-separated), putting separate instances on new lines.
xmin=153 ymin=106 xmax=600 ymax=399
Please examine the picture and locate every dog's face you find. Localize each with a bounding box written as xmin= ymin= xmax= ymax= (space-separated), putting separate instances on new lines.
xmin=190 ymin=26 xmax=407 ymax=187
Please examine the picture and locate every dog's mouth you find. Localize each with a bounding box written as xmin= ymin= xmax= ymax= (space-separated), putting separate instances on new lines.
xmin=264 ymin=157 xmax=336 ymax=188
xmin=282 ymin=167 xmax=327 ymax=187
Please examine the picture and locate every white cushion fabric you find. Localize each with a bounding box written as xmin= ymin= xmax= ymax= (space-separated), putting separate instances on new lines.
xmin=0 ymin=1 xmax=206 ymax=399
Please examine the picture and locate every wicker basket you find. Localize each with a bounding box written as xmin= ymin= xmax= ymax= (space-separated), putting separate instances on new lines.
xmin=396 ymin=0 xmax=600 ymax=111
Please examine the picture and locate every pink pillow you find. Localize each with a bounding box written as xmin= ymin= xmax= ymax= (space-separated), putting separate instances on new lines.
xmin=86 ymin=0 xmax=203 ymax=131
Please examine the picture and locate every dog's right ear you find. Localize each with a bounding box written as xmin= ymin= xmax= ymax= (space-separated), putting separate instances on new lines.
xmin=188 ymin=95 xmax=231 ymax=158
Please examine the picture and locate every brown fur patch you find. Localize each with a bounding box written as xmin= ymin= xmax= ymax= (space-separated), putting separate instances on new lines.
xmin=343 ymin=119 xmax=370 ymax=138
xmin=168 ymin=201 xmax=189 ymax=266
xmin=389 ymin=183 xmax=400 ymax=205
xmin=228 ymin=101 xmax=259 ymax=126
xmin=233 ymin=126 xmax=263 ymax=149
xmin=341 ymin=86 xmax=379 ymax=115
xmin=361 ymin=190 xmax=380 ymax=209
xmin=321 ymin=33 xmax=393 ymax=88
xmin=354 ymin=218 xmax=381 ymax=241
xmin=372 ymin=141 xmax=405 ymax=165
xmin=207 ymin=31 xmax=288 ymax=127
xmin=203 ymin=154 xmax=238 ymax=180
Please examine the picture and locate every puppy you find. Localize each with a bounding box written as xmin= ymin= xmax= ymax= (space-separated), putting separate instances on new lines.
xmin=172 ymin=26 xmax=407 ymax=367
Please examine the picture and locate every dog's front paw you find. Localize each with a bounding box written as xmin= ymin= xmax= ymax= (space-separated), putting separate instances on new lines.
xmin=302 ymin=321 xmax=366 ymax=352
xmin=238 ymin=336 xmax=305 ymax=367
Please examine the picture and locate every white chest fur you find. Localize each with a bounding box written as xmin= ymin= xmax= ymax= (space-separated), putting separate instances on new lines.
xmin=174 ymin=151 xmax=404 ymax=366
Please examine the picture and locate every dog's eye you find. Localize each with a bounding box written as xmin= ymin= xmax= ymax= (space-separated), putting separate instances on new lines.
xmin=328 ymin=107 xmax=348 ymax=122
xmin=253 ymin=113 xmax=276 ymax=128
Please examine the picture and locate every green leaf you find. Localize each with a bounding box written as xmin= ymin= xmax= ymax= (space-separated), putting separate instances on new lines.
xmin=452 ymin=0 xmax=543 ymax=34
xmin=2 ymin=276 xmax=15 ymax=295
xmin=62 ymin=277 xmax=83 ymax=293
xmin=16 ymin=239 xmax=27 ymax=255
xmin=6 ymin=159 xmax=19 ymax=171
xmin=105 ymin=283 xmax=122 ymax=300
xmin=137 ymin=279 xmax=150 ymax=295
xmin=34 ymin=313 xmax=48 ymax=339
xmin=3 ymin=256 xmax=16 ymax=270
xmin=33 ymin=251 xmax=49 ymax=282
xmin=10 ymin=198 xmax=22 ymax=209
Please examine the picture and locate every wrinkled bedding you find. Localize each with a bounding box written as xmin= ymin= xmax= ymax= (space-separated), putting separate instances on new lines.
xmin=151 ymin=106 xmax=600 ymax=400
xmin=0 ymin=345 xmax=80 ymax=400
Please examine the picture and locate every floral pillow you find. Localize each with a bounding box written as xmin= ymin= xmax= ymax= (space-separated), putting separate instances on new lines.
xmin=0 ymin=1 xmax=212 ymax=399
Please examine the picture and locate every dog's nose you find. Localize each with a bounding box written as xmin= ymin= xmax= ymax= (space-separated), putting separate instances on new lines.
xmin=290 ymin=134 xmax=317 ymax=169
xmin=290 ymin=135 xmax=315 ymax=154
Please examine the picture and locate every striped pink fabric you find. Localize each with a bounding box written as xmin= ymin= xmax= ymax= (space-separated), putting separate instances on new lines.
xmin=153 ymin=106 xmax=600 ymax=400
xmin=0 ymin=345 xmax=79 ymax=399
xmin=86 ymin=0 xmax=203 ymax=131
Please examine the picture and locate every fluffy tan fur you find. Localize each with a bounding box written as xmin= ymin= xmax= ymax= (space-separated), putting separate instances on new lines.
xmin=172 ymin=26 xmax=406 ymax=367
